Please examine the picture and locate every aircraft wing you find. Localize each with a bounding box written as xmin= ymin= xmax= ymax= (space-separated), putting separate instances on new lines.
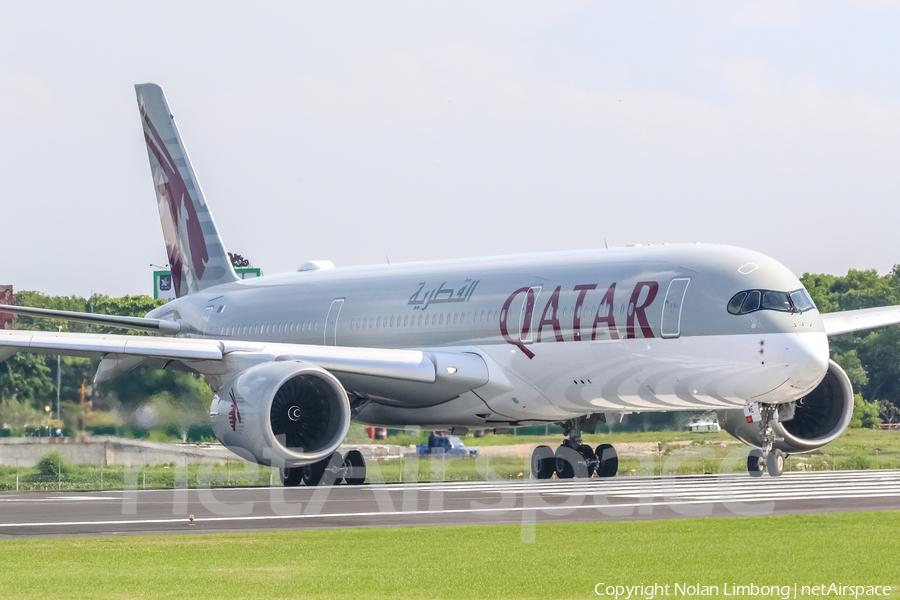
xmin=822 ymin=305 xmax=900 ymax=336
xmin=0 ymin=329 xmax=485 ymax=393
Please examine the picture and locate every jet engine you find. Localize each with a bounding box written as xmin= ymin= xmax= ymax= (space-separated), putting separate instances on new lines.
xmin=210 ymin=360 xmax=350 ymax=467
xmin=718 ymin=359 xmax=854 ymax=454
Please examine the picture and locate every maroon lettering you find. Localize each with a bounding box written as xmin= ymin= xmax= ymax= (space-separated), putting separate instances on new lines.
xmin=592 ymin=283 xmax=619 ymax=340
xmin=537 ymin=286 xmax=564 ymax=343
xmin=572 ymin=284 xmax=597 ymax=341
xmin=499 ymin=287 xmax=536 ymax=359
xmin=626 ymin=281 xmax=659 ymax=339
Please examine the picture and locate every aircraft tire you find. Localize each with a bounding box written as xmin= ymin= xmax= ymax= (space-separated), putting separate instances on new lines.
xmin=595 ymin=443 xmax=618 ymax=478
xmin=766 ymin=448 xmax=785 ymax=477
xmin=344 ymin=450 xmax=367 ymax=485
xmin=577 ymin=444 xmax=596 ymax=478
xmin=555 ymin=445 xmax=585 ymax=479
xmin=280 ymin=467 xmax=303 ymax=487
xmin=302 ymin=455 xmax=330 ymax=486
xmin=747 ymin=449 xmax=764 ymax=477
xmin=531 ymin=445 xmax=556 ymax=479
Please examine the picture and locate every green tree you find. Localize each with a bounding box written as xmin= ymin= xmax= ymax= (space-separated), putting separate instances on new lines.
xmin=5 ymin=292 xmax=202 ymax=424
xmin=850 ymin=394 xmax=881 ymax=429
xmin=801 ymin=269 xmax=900 ymax=407
xmin=0 ymin=352 xmax=54 ymax=407
xmin=0 ymin=397 xmax=42 ymax=434
xmin=878 ymin=399 xmax=900 ymax=425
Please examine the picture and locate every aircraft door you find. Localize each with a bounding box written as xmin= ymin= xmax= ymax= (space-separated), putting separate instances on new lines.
xmin=198 ymin=306 xmax=214 ymax=337
xmin=324 ymin=298 xmax=344 ymax=346
xmin=661 ymin=278 xmax=690 ymax=338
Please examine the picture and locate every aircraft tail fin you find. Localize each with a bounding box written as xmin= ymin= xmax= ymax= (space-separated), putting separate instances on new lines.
xmin=135 ymin=83 xmax=238 ymax=298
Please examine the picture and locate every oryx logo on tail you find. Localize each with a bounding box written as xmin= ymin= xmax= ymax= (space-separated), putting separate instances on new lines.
xmin=135 ymin=83 xmax=238 ymax=298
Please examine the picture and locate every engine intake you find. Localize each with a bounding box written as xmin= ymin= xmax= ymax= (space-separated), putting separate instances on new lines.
xmin=718 ymin=359 xmax=854 ymax=454
xmin=210 ymin=360 xmax=350 ymax=467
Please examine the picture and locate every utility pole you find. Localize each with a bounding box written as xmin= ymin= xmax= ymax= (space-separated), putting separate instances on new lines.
xmin=56 ymin=326 xmax=62 ymax=434
xmin=56 ymin=354 xmax=61 ymax=432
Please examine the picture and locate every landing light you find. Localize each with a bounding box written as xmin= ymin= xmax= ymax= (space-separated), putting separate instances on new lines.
xmin=446 ymin=367 xmax=458 ymax=375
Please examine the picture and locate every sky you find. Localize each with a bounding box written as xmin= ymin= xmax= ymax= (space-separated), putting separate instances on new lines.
xmin=3 ymin=1 xmax=900 ymax=298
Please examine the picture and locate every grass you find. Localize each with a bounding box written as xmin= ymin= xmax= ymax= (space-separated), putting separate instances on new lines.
xmin=0 ymin=511 xmax=897 ymax=599
xmin=2 ymin=429 xmax=898 ymax=491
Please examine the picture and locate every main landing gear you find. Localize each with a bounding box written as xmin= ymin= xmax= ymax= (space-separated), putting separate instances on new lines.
xmin=280 ymin=449 xmax=367 ymax=487
xmin=531 ymin=417 xmax=618 ymax=480
xmin=747 ymin=403 xmax=785 ymax=478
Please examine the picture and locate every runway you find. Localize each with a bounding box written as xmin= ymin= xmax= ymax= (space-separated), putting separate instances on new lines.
xmin=1 ymin=470 xmax=898 ymax=539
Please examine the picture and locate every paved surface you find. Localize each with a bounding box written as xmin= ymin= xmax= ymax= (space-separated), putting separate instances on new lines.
xmin=1 ymin=470 xmax=898 ymax=539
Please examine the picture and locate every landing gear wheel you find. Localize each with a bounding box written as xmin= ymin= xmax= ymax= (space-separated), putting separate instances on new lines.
xmin=280 ymin=467 xmax=303 ymax=487
xmin=302 ymin=455 xmax=330 ymax=486
xmin=344 ymin=450 xmax=367 ymax=485
xmin=595 ymin=443 xmax=618 ymax=478
xmin=531 ymin=445 xmax=556 ymax=479
xmin=767 ymin=448 xmax=784 ymax=477
xmin=747 ymin=449 xmax=764 ymax=478
xmin=555 ymin=445 xmax=586 ymax=479
xmin=577 ymin=444 xmax=596 ymax=478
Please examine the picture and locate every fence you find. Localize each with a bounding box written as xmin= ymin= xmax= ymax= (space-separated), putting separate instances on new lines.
xmin=1 ymin=440 xmax=897 ymax=492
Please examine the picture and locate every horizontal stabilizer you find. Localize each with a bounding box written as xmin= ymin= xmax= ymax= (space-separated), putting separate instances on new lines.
xmin=0 ymin=304 xmax=182 ymax=334
xmin=0 ymin=329 xmax=221 ymax=361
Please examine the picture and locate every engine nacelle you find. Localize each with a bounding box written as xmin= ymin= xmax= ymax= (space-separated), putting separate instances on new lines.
xmin=210 ymin=360 xmax=350 ymax=467
xmin=718 ymin=359 xmax=854 ymax=454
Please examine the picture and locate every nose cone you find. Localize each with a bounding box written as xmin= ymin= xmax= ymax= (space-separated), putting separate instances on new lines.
xmin=784 ymin=332 xmax=830 ymax=394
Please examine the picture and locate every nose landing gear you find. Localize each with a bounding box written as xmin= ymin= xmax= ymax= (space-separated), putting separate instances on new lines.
xmin=747 ymin=403 xmax=785 ymax=477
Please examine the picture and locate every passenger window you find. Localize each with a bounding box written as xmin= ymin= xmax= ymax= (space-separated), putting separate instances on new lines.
xmin=741 ymin=291 xmax=761 ymax=313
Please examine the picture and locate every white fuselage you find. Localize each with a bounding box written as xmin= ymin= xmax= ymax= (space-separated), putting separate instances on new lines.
xmin=150 ymin=243 xmax=830 ymax=428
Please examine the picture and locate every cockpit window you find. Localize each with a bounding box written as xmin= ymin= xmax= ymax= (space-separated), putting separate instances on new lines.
xmin=762 ymin=291 xmax=792 ymax=312
xmin=727 ymin=288 xmax=816 ymax=316
xmin=742 ymin=290 xmax=761 ymax=313
xmin=726 ymin=291 xmax=747 ymax=315
xmin=790 ymin=290 xmax=816 ymax=312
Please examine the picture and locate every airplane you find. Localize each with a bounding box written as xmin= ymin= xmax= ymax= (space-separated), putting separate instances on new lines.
xmin=3 ymin=82 xmax=900 ymax=485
